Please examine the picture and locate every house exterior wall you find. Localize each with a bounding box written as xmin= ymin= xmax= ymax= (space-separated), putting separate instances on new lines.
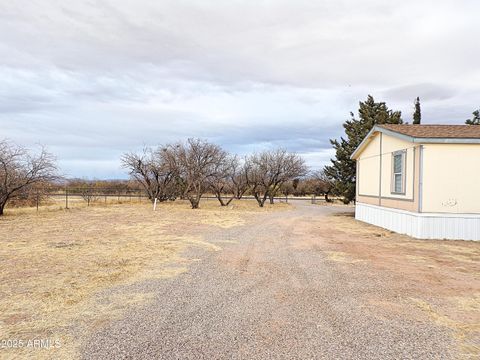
xmin=354 ymin=129 xmax=480 ymax=240
xmin=356 ymin=132 xmax=419 ymax=212
xmin=422 ymin=144 xmax=480 ymax=214
xmin=357 ymin=133 xmax=381 ymax=197
xmin=380 ymin=136 xmax=415 ymax=200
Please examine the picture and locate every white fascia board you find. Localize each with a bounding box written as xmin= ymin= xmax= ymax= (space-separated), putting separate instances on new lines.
xmin=375 ymin=127 xmax=415 ymax=143
xmin=350 ymin=125 xmax=414 ymax=160
xmin=350 ymin=126 xmax=378 ymax=160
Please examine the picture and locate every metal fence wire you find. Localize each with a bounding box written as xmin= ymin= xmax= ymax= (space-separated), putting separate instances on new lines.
xmin=28 ymin=188 xmax=327 ymax=211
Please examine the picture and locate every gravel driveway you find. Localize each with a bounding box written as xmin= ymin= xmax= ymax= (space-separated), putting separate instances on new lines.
xmin=82 ymin=201 xmax=459 ymax=359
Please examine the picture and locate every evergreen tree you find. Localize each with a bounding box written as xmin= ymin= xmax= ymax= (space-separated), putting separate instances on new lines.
xmin=413 ymin=97 xmax=421 ymax=124
xmin=465 ymin=109 xmax=480 ymax=125
xmin=324 ymin=95 xmax=402 ymax=204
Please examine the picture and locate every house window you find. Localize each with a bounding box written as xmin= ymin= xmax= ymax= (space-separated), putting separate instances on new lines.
xmin=392 ymin=151 xmax=405 ymax=194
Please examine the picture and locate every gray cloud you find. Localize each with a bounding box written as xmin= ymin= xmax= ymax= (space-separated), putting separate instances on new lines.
xmin=383 ymin=83 xmax=456 ymax=102
xmin=0 ymin=0 xmax=479 ymax=178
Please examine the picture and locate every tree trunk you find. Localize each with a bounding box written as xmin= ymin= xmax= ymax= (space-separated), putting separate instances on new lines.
xmin=253 ymin=193 xmax=264 ymax=207
xmin=215 ymin=192 xmax=226 ymax=206
xmin=269 ymin=194 xmax=274 ymax=204
xmin=189 ymin=193 xmax=202 ymax=209
xmin=260 ymin=193 xmax=269 ymax=207
xmin=235 ymin=188 xmax=246 ymax=200
xmin=0 ymin=203 xmax=4 ymax=216
xmin=324 ymin=192 xmax=331 ymax=203
xmin=190 ymin=198 xmax=199 ymax=209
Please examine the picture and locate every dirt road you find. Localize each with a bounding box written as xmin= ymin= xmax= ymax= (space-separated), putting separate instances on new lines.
xmin=82 ymin=201 xmax=479 ymax=359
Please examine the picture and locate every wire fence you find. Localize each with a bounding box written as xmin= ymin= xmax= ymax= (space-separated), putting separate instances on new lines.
xmin=49 ymin=189 xmax=146 ymax=208
xmin=13 ymin=188 xmax=330 ymax=213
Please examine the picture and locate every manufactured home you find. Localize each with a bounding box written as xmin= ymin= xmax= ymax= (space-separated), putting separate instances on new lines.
xmin=351 ymin=124 xmax=480 ymax=241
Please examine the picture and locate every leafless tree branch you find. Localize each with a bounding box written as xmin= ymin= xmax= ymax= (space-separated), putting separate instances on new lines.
xmin=0 ymin=140 xmax=58 ymax=215
xmin=246 ymin=149 xmax=308 ymax=207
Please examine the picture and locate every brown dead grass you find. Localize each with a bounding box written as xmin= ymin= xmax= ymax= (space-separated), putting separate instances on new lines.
xmin=324 ymin=250 xmax=365 ymax=264
xmin=0 ymin=199 xmax=287 ymax=359
xmin=410 ymin=297 xmax=480 ymax=359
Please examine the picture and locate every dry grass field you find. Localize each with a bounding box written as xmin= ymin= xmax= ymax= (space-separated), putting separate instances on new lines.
xmin=1 ymin=200 xmax=479 ymax=359
xmin=0 ymin=199 xmax=288 ymax=359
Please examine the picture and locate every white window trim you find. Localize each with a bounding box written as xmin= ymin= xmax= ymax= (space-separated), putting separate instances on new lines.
xmin=391 ymin=150 xmax=406 ymax=195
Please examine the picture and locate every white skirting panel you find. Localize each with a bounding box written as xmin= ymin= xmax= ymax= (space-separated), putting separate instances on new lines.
xmin=355 ymin=203 xmax=480 ymax=241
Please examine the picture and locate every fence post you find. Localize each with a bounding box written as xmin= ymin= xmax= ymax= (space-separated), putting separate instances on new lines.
xmin=65 ymin=188 xmax=69 ymax=209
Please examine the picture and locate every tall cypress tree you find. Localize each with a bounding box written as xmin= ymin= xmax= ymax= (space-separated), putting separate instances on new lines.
xmin=324 ymin=95 xmax=402 ymax=204
xmin=413 ymin=97 xmax=421 ymax=124
xmin=465 ymin=109 xmax=480 ymax=125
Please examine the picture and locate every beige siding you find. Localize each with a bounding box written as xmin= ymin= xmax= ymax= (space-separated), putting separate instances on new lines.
xmin=357 ymin=133 xmax=380 ymax=196
xmin=356 ymin=131 xmax=419 ymax=212
xmin=422 ymin=144 xmax=480 ymax=214
xmin=357 ymin=194 xmax=380 ymax=206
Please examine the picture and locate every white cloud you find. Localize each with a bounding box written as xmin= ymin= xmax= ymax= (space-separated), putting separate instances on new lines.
xmin=0 ymin=0 xmax=479 ymax=178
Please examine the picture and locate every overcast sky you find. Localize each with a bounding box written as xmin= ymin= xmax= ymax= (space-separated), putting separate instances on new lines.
xmin=1 ymin=0 xmax=479 ymax=179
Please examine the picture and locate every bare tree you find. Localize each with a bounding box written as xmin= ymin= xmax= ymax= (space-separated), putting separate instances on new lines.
xmin=165 ymin=138 xmax=228 ymax=209
xmin=231 ymin=160 xmax=249 ymax=199
xmin=312 ymin=169 xmax=334 ymax=202
xmin=0 ymin=140 xmax=58 ymax=216
xmin=280 ymin=180 xmax=295 ymax=201
xmin=79 ymin=184 xmax=99 ymax=206
xmin=121 ymin=147 xmax=177 ymax=203
xmin=208 ymin=155 xmax=239 ymax=206
xmin=246 ymin=149 xmax=308 ymax=207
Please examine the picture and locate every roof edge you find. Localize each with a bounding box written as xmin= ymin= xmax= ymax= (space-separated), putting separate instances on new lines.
xmin=350 ymin=125 xmax=480 ymax=160
xmin=350 ymin=125 xmax=413 ymax=159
